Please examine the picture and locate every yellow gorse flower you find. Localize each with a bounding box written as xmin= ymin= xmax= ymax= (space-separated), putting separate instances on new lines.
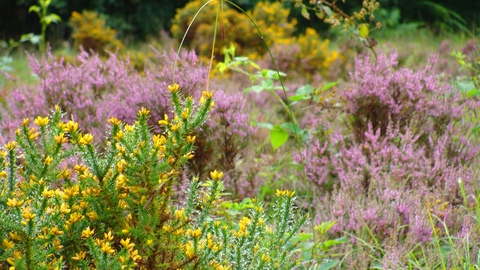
xmin=120 ymin=238 xmax=135 ymax=251
xmin=186 ymin=135 xmax=196 ymax=144
xmin=202 ymin=90 xmax=214 ymax=99
xmin=275 ymin=189 xmax=295 ymax=198
xmin=34 ymin=116 xmax=49 ymax=127
xmin=6 ymin=198 xmax=24 ymax=208
xmin=22 ymin=209 xmax=36 ymax=222
xmin=210 ymin=170 xmax=224 ymax=181
xmin=81 ymin=227 xmax=95 ymax=238
xmin=54 ymin=133 xmax=68 ymax=144
xmin=5 ymin=141 xmax=17 ymax=151
xmin=158 ymin=114 xmax=169 ymax=126
xmin=63 ymin=121 xmax=79 ymax=133
xmin=100 ymin=242 xmax=115 ymax=255
xmin=2 ymin=239 xmax=14 ymax=250
xmin=138 ymin=107 xmax=150 ymax=116
xmin=72 ymin=251 xmax=86 ymax=261
xmin=78 ymin=133 xmax=94 ymax=145
xmin=108 ymin=117 xmax=122 ymax=126
xmin=168 ymin=83 xmax=180 ymax=93
xmin=21 ymin=118 xmax=30 ymax=126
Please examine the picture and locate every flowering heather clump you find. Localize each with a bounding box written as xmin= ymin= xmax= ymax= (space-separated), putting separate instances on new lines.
xmin=97 ymin=48 xmax=208 ymax=133
xmin=190 ymin=90 xmax=257 ymax=198
xmin=347 ymin=52 xmax=465 ymax=144
xmin=1 ymin=48 xmax=208 ymax=141
xmin=296 ymin=52 xmax=480 ymax=267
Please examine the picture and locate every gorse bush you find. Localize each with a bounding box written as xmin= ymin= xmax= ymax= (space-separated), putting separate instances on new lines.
xmin=171 ymin=0 xmax=297 ymax=60
xmin=70 ymin=10 xmax=124 ymax=56
xmin=265 ymin=28 xmax=341 ymax=79
xmin=0 ymin=86 xmax=308 ymax=269
xmin=1 ymin=48 xmax=257 ymax=199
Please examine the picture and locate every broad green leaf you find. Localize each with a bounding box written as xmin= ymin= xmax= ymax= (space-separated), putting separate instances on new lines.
xmin=45 ymin=14 xmax=61 ymax=23
xmin=301 ymin=5 xmax=310 ymax=20
xmin=359 ymin=24 xmax=369 ymax=38
xmin=270 ymin=125 xmax=289 ymax=150
xmin=295 ymin=84 xmax=313 ymax=96
xmin=319 ymin=81 xmax=339 ymax=91
xmin=321 ymin=236 xmax=347 ymax=250
xmin=28 ymin=5 xmax=41 ymax=14
xmin=315 ymin=220 xmax=337 ymax=235
xmin=256 ymin=122 xmax=274 ymax=130
xmin=319 ymin=260 xmax=339 ymax=270
xmin=261 ymin=79 xmax=274 ymax=90
xmin=322 ymin=5 xmax=333 ymax=16
xmin=244 ymin=85 xmax=264 ymax=93
xmin=467 ymin=88 xmax=480 ymax=98
xmin=315 ymin=10 xmax=325 ymax=20
xmin=216 ymin=63 xmax=227 ymax=73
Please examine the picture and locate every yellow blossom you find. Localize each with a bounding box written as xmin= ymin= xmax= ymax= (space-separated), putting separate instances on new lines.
xmin=104 ymin=231 xmax=114 ymax=241
xmin=22 ymin=209 xmax=36 ymax=222
xmin=100 ymin=242 xmax=115 ymax=255
xmin=210 ymin=170 xmax=224 ymax=181
xmin=181 ymin=108 xmax=190 ymax=119
xmin=21 ymin=118 xmax=30 ymax=126
xmin=5 ymin=141 xmax=17 ymax=151
xmin=175 ymin=208 xmax=185 ymax=220
xmin=124 ymin=124 xmax=135 ymax=132
xmin=158 ymin=114 xmax=169 ymax=126
xmin=44 ymin=156 xmax=53 ymax=166
xmin=0 ymin=150 xmax=7 ymax=157
xmin=146 ymin=239 xmax=153 ymax=246
xmin=261 ymin=254 xmax=271 ymax=263
xmin=168 ymin=83 xmax=180 ymax=93
xmin=183 ymin=241 xmax=195 ymax=259
xmin=116 ymin=159 xmax=127 ymax=173
xmin=120 ymin=238 xmax=135 ymax=251
xmin=67 ymin=212 xmax=84 ymax=224
xmin=54 ymin=133 xmax=68 ymax=144
xmin=202 ymin=90 xmax=214 ymax=99
xmin=169 ymin=121 xmax=182 ymax=131
xmin=81 ymin=227 xmax=95 ymax=238
xmin=63 ymin=185 xmax=80 ymax=200
xmin=114 ymin=130 xmax=124 ymax=141
xmin=9 ymin=232 xmax=21 ymax=241
xmin=72 ymin=251 xmax=86 ymax=261
xmin=186 ymin=135 xmax=196 ymax=144
xmin=2 ymin=239 xmax=14 ymax=250
xmin=78 ymin=133 xmax=94 ymax=145
xmin=6 ymin=198 xmax=24 ymax=208
xmin=183 ymin=152 xmax=195 ymax=159
xmin=138 ymin=107 xmax=150 ymax=116
xmin=50 ymin=227 xmax=64 ymax=236
xmin=275 ymin=189 xmax=295 ymax=197
xmin=87 ymin=211 xmax=99 ymax=220
xmin=108 ymin=117 xmax=122 ymax=126
xmin=130 ymin=249 xmax=142 ymax=262
xmin=34 ymin=116 xmax=49 ymax=127
xmin=60 ymin=203 xmax=71 ymax=214
xmin=28 ymin=128 xmax=39 ymax=140
xmin=63 ymin=121 xmax=79 ymax=133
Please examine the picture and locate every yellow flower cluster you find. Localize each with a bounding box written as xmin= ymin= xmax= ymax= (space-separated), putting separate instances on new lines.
xmin=69 ymin=10 xmax=124 ymax=56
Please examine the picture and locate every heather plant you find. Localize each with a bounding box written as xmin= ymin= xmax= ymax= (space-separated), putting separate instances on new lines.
xmin=69 ymin=10 xmax=124 ymax=56
xmin=2 ymin=47 xmax=259 ymax=201
xmin=0 ymin=86 xmax=309 ymax=268
xmin=293 ymin=52 xmax=480 ymax=267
